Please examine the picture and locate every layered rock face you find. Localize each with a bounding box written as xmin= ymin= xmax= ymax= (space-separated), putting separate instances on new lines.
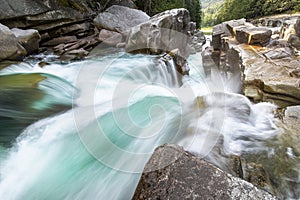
xmin=133 ymin=144 xmax=276 ymax=200
xmin=204 ymin=15 xmax=300 ymax=108
xmin=0 ymin=0 xmax=143 ymax=62
xmin=0 ymin=0 xmax=98 ymax=34
xmin=0 ymin=0 xmax=205 ymax=75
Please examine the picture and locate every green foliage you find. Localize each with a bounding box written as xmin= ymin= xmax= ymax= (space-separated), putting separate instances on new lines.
xmin=202 ymin=0 xmax=300 ymax=27
xmin=201 ymin=0 xmax=223 ymax=27
xmin=219 ymin=0 xmax=300 ymax=22
xmin=133 ymin=0 xmax=202 ymax=28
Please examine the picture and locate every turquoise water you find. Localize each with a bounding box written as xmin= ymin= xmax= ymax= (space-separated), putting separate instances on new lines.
xmin=0 ymin=52 xmax=297 ymax=199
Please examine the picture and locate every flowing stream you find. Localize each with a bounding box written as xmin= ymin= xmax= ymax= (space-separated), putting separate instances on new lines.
xmin=0 ymin=51 xmax=298 ymax=199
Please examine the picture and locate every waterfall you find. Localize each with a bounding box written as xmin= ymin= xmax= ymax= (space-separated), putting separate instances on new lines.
xmin=0 ymin=52 xmax=297 ymax=199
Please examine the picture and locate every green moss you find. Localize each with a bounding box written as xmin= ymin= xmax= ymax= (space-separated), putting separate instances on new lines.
xmin=0 ymin=73 xmax=46 ymax=88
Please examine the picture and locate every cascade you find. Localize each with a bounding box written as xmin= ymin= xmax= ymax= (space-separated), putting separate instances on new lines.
xmin=0 ymin=52 xmax=297 ymax=199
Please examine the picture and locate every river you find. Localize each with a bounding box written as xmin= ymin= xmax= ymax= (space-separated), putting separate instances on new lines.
xmin=0 ymin=50 xmax=298 ymax=199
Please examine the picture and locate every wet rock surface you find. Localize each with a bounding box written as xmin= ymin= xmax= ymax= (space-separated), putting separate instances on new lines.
xmin=133 ymin=144 xmax=276 ymax=200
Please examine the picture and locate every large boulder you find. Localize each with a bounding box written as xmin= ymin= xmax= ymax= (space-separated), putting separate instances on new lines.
xmin=11 ymin=28 xmax=41 ymax=54
xmin=125 ymin=8 xmax=190 ymax=58
xmin=93 ymin=5 xmax=149 ymax=32
xmin=133 ymin=144 xmax=276 ymax=200
xmin=0 ymin=23 xmax=18 ymax=60
xmin=235 ymin=27 xmax=272 ymax=45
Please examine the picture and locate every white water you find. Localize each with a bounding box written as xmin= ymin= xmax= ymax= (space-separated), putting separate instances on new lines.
xmin=0 ymin=52 xmax=287 ymax=199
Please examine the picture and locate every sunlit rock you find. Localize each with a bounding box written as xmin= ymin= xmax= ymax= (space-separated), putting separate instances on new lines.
xmin=235 ymin=27 xmax=272 ymax=46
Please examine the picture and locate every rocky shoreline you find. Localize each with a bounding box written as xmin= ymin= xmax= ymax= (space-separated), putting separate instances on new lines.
xmin=201 ymin=14 xmax=300 ymax=198
xmin=0 ymin=0 xmax=205 ymax=72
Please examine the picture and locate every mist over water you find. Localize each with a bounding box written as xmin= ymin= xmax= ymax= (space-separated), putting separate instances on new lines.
xmin=0 ymin=52 xmax=296 ymax=199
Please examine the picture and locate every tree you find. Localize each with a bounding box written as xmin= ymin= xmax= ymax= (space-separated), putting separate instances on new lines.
xmin=133 ymin=0 xmax=202 ymax=28
xmin=217 ymin=0 xmax=300 ymax=23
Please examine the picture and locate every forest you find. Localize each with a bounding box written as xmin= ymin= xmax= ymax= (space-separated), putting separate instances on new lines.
xmin=202 ymin=0 xmax=300 ymax=27
xmin=133 ymin=0 xmax=202 ymax=27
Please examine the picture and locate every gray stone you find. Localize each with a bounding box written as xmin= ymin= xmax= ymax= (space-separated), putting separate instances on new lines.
xmin=188 ymin=21 xmax=196 ymax=34
xmin=235 ymin=27 xmax=272 ymax=46
xmin=50 ymin=23 xmax=90 ymax=38
xmin=295 ymin=17 xmax=300 ymax=36
xmin=0 ymin=0 xmax=50 ymax=20
xmin=11 ymin=28 xmax=41 ymax=54
xmin=93 ymin=5 xmax=149 ymax=32
xmin=125 ymin=8 xmax=190 ymax=58
xmin=98 ymin=29 xmax=123 ymax=46
xmin=288 ymin=34 xmax=300 ymax=50
xmin=60 ymin=48 xmax=89 ymax=61
xmin=263 ymin=47 xmax=294 ymax=59
xmin=42 ymin=36 xmax=77 ymax=47
xmin=283 ymin=106 xmax=300 ymax=135
xmin=133 ymin=144 xmax=276 ymax=200
xmin=0 ymin=0 xmax=107 ymax=34
xmin=0 ymin=23 xmax=18 ymax=60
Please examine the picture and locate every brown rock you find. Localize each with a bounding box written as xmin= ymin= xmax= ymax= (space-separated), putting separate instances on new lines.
xmin=42 ymin=36 xmax=77 ymax=47
xmin=98 ymin=29 xmax=123 ymax=46
xmin=235 ymin=27 xmax=272 ymax=46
